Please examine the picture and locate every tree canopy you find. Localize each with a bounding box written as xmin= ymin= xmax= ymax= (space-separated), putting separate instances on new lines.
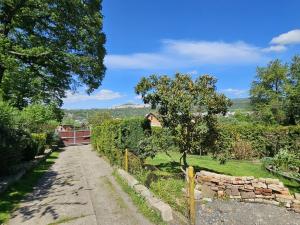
xmin=250 ymin=56 xmax=300 ymax=125
xmin=135 ymin=73 xmax=232 ymax=167
xmin=0 ymin=0 xmax=106 ymax=109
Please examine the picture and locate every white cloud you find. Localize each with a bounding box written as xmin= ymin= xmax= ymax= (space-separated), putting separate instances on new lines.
xmin=134 ymin=95 xmax=142 ymax=100
xmin=271 ymin=29 xmax=300 ymax=45
xmin=163 ymin=40 xmax=263 ymax=64
xmin=221 ymin=88 xmax=248 ymax=97
xmin=262 ymin=45 xmax=287 ymax=53
xmin=105 ymin=39 xmax=267 ymax=70
xmin=63 ymin=89 xmax=122 ymax=103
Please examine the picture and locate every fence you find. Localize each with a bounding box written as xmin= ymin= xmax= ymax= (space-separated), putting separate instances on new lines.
xmin=58 ymin=129 xmax=91 ymax=146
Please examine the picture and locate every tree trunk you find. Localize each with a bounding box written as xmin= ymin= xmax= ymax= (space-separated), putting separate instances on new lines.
xmin=179 ymin=151 xmax=188 ymax=169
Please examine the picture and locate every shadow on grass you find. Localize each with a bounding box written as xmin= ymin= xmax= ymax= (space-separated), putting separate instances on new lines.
xmin=151 ymin=161 xmax=225 ymax=175
xmin=0 ymin=150 xmax=62 ymax=224
xmin=151 ymin=161 xmax=300 ymax=194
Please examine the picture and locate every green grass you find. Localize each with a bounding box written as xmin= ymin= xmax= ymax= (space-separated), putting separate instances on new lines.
xmin=150 ymin=177 xmax=187 ymax=216
xmin=146 ymin=152 xmax=300 ymax=193
xmin=113 ymin=171 xmax=166 ymax=225
xmin=0 ymin=151 xmax=60 ymax=224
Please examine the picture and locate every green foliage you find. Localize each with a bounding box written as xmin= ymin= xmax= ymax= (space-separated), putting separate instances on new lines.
xmin=0 ymin=102 xmax=51 ymax=174
xmin=64 ymin=107 xmax=156 ymax=121
xmin=231 ymin=138 xmax=253 ymax=160
xmin=137 ymin=127 xmax=176 ymax=159
xmin=20 ymin=104 xmax=59 ymax=133
xmin=91 ymin=118 xmax=151 ymax=166
xmin=272 ymin=148 xmax=300 ymax=172
xmin=116 ymin=118 xmax=151 ymax=155
xmin=217 ymin=123 xmax=300 ymax=158
xmin=31 ymin=133 xmax=47 ymax=155
xmin=146 ymin=152 xmax=300 ymax=193
xmin=149 ymin=176 xmax=186 ymax=216
xmin=135 ymin=73 xmax=232 ymax=167
xmin=88 ymin=111 xmax=112 ymax=126
xmin=0 ymin=0 xmax=106 ymax=109
xmin=250 ymin=56 xmax=300 ymax=125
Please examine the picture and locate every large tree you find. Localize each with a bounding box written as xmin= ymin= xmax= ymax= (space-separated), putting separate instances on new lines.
xmin=250 ymin=59 xmax=288 ymax=124
xmin=135 ymin=73 xmax=232 ymax=168
xmin=0 ymin=0 xmax=106 ymax=109
xmin=250 ymin=56 xmax=300 ymax=125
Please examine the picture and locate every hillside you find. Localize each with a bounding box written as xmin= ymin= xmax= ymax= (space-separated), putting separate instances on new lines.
xmin=63 ymin=98 xmax=251 ymax=122
xmin=229 ymin=98 xmax=251 ymax=111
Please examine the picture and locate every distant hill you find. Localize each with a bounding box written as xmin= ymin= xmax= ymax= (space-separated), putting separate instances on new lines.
xmin=112 ymin=102 xmax=150 ymax=109
xmin=229 ymin=98 xmax=251 ymax=111
xmin=63 ymin=98 xmax=251 ymax=122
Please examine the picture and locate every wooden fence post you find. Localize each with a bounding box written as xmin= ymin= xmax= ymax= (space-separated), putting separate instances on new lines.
xmin=188 ymin=166 xmax=195 ymax=225
xmin=125 ymin=149 xmax=128 ymax=172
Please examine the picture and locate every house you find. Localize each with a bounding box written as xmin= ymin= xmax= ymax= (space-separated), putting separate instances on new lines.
xmin=56 ymin=124 xmax=74 ymax=132
xmin=145 ymin=113 xmax=161 ymax=127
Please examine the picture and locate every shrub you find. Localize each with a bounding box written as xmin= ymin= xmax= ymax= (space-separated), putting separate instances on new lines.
xmin=217 ymin=123 xmax=300 ymax=158
xmin=232 ymin=138 xmax=253 ymax=160
xmin=91 ymin=118 xmax=151 ymax=166
xmin=31 ymin=133 xmax=47 ymax=155
xmin=20 ymin=104 xmax=59 ymax=133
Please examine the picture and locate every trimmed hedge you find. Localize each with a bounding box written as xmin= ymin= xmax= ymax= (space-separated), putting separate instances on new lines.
xmin=91 ymin=118 xmax=151 ymax=167
xmin=217 ymin=124 xmax=300 ymax=158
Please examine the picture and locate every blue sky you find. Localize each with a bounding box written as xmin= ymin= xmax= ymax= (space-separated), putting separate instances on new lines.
xmin=63 ymin=0 xmax=300 ymax=109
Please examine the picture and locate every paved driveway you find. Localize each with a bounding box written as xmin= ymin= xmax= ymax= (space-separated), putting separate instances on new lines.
xmin=9 ymin=145 xmax=153 ymax=225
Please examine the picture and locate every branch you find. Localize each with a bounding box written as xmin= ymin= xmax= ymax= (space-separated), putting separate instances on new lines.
xmin=8 ymin=50 xmax=51 ymax=58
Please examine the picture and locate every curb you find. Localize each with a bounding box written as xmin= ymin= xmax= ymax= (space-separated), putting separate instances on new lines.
xmin=117 ymin=169 xmax=174 ymax=222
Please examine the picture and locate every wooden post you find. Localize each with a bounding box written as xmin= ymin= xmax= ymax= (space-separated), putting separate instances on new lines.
xmin=188 ymin=166 xmax=195 ymax=225
xmin=125 ymin=149 xmax=128 ymax=172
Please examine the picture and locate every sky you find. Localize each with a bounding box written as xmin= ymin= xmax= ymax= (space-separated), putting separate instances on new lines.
xmin=63 ymin=0 xmax=300 ymax=109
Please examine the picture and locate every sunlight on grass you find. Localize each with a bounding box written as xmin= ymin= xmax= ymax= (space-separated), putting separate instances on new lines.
xmin=0 ymin=151 xmax=59 ymax=224
xmin=146 ymin=152 xmax=300 ymax=193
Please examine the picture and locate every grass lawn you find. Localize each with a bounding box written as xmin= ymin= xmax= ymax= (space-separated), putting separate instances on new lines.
xmin=146 ymin=152 xmax=300 ymax=194
xmin=0 ymin=151 xmax=60 ymax=224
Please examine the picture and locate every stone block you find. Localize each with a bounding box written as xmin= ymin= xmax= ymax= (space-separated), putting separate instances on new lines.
xmin=244 ymin=184 xmax=254 ymax=190
xmin=241 ymin=191 xmax=256 ymax=199
xmin=275 ymin=194 xmax=294 ymax=203
xmin=201 ymin=184 xmax=216 ymax=198
xmin=265 ymin=178 xmax=280 ymax=184
xmin=295 ymin=193 xmax=300 ymax=200
xmin=117 ymin=169 xmax=139 ymax=188
xmin=230 ymin=187 xmax=240 ymax=196
xmin=252 ymin=182 xmax=267 ymax=189
xmin=134 ymin=184 xmax=152 ymax=198
xmin=148 ymin=198 xmax=173 ymax=222
xmin=268 ymin=184 xmax=284 ymax=193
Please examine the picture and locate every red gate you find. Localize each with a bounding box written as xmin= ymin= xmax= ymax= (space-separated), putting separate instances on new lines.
xmin=58 ymin=129 xmax=91 ymax=146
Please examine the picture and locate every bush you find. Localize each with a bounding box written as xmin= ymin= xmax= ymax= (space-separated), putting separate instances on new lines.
xmin=0 ymin=101 xmax=41 ymax=174
xmin=232 ymin=138 xmax=253 ymax=160
xmin=217 ymin=123 xmax=300 ymax=158
xmin=91 ymin=118 xmax=151 ymax=166
xmin=31 ymin=133 xmax=47 ymax=155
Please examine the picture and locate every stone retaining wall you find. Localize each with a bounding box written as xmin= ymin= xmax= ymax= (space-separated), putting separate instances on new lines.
xmin=195 ymin=171 xmax=300 ymax=213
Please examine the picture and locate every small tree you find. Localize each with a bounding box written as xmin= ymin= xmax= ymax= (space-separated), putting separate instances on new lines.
xmin=135 ymin=73 xmax=232 ymax=168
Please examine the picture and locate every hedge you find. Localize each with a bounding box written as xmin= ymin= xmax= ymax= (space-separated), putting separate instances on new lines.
xmin=217 ymin=124 xmax=300 ymax=158
xmin=91 ymin=118 xmax=151 ymax=167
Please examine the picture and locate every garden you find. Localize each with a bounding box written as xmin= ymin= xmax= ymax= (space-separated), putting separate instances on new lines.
xmin=91 ymin=63 xmax=300 ymax=219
